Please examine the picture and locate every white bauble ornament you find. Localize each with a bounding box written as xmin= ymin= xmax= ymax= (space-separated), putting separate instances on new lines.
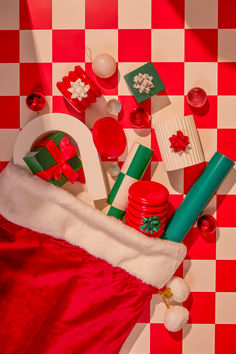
xmin=106 ymin=99 xmax=122 ymax=117
xmin=164 ymin=306 xmax=189 ymax=332
xmin=92 ymin=54 xmax=116 ymax=79
xmin=166 ymin=276 xmax=190 ymax=303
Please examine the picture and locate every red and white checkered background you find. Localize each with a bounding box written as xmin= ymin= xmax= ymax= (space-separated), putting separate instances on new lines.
xmin=0 ymin=0 xmax=236 ymax=353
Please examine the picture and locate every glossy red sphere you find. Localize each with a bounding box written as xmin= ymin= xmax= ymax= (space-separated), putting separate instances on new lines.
xmin=26 ymin=92 xmax=46 ymax=112
xmin=197 ymin=215 xmax=217 ymax=235
xmin=129 ymin=107 xmax=150 ymax=128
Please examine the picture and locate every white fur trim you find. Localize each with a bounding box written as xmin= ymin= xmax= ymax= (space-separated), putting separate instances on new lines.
xmin=0 ymin=163 xmax=186 ymax=288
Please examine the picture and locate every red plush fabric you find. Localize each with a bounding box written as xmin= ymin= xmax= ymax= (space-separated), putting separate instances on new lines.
xmin=0 ymin=215 xmax=156 ymax=354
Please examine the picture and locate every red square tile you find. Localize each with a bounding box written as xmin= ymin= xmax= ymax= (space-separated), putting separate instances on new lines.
xmin=0 ymin=97 xmax=20 ymax=128
xmin=52 ymin=96 xmax=85 ymax=123
xmin=137 ymin=303 xmax=150 ymax=323
xmin=185 ymin=29 xmax=218 ymax=62
xmin=20 ymin=0 xmax=52 ymax=29
xmin=184 ymin=292 xmax=215 ymax=323
xmin=52 ymin=30 xmax=85 ymax=62
xmin=85 ymin=63 xmax=118 ymax=95
xmin=0 ymin=31 xmax=19 ymax=63
xmin=216 ymin=260 xmax=236 ymax=292
xmin=215 ymin=325 xmax=236 ymax=354
xmin=184 ymin=96 xmax=217 ymax=129
xmin=0 ymin=162 xmax=8 ymax=172
xmin=167 ymin=195 xmax=184 ymax=222
xmin=118 ymin=30 xmax=151 ymax=62
xmin=151 ymin=129 xmax=162 ymax=162
xmin=85 ymin=0 xmax=118 ymax=29
xmin=184 ymin=162 xmax=207 ymax=194
xmin=153 ymin=63 xmax=184 ymax=95
xmin=152 ymin=0 xmax=184 ymax=29
xmin=219 ymin=0 xmax=236 ymax=28
xmin=218 ymin=63 xmax=236 ymax=95
xmin=118 ymin=96 xmax=151 ymax=129
xmin=184 ymin=227 xmax=216 ymax=260
xmin=217 ymin=195 xmax=236 ymax=227
xmin=150 ymin=324 xmax=182 ymax=354
xmin=20 ymin=63 xmax=52 ymax=95
xmin=142 ymin=164 xmax=152 ymax=181
xmin=217 ymin=129 xmax=236 ymax=161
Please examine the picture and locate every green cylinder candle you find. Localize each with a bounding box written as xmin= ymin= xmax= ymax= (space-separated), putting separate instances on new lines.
xmin=161 ymin=152 xmax=234 ymax=243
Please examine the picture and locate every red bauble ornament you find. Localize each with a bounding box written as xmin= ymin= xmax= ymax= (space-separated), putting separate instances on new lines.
xmin=26 ymin=92 xmax=46 ymax=112
xmin=129 ymin=107 xmax=150 ymax=128
xmin=92 ymin=117 xmax=127 ymax=159
xmin=197 ymin=215 xmax=216 ymax=235
xmin=169 ymin=130 xmax=190 ymax=152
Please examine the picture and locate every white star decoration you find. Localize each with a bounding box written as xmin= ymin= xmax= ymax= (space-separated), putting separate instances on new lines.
xmin=67 ymin=79 xmax=90 ymax=101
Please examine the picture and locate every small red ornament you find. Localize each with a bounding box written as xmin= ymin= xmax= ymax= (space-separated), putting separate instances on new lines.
xmin=169 ymin=130 xmax=190 ymax=152
xmin=26 ymin=92 xmax=46 ymax=112
xmin=197 ymin=215 xmax=216 ymax=235
xmin=129 ymin=107 xmax=150 ymax=128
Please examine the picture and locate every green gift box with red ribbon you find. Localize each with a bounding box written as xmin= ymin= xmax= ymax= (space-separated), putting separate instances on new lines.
xmin=23 ymin=132 xmax=84 ymax=187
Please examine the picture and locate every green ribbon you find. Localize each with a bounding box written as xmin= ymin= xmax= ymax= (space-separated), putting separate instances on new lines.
xmin=139 ymin=215 xmax=162 ymax=235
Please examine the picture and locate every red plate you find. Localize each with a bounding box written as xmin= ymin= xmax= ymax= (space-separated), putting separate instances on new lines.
xmin=92 ymin=117 xmax=127 ymax=159
xmin=129 ymin=181 xmax=169 ymax=206
xmin=128 ymin=196 xmax=168 ymax=213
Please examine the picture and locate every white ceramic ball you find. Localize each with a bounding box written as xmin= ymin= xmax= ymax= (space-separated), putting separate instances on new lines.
xmin=164 ymin=306 xmax=189 ymax=332
xmin=166 ymin=276 xmax=190 ymax=303
xmin=106 ymin=99 xmax=122 ymax=117
xmin=92 ymin=54 xmax=116 ymax=79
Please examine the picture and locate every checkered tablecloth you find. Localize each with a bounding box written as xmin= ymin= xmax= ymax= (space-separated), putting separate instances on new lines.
xmin=0 ymin=1 xmax=236 ymax=353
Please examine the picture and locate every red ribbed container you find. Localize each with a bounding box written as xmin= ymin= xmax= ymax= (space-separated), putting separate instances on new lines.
xmin=125 ymin=181 xmax=169 ymax=238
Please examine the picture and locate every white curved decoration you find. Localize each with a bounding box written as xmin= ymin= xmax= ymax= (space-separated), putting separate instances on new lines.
xmin=13 ymin=113 xmax=107 ymax=200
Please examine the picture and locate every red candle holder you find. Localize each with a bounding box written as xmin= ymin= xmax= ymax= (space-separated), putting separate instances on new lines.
xmin=197 ymin=214 xmax=217 ymax=235
xmin=26 ymin=92 xmax=46 ymax=112
xmin=129 ymin=107 xmax=150 ymax=128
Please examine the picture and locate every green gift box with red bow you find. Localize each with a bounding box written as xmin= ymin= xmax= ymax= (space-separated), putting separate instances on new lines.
xmin=23 ymin=132 xmax=85 ymax=187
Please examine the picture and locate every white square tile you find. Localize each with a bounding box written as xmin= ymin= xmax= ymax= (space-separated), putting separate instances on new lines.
xmin=0 ymin=0 xmax=19 ymax=29
xmin=52 ymin=0 xmax=85 ymax=29
xmin=217 ymin=164 xmax=236 ymax=195
xmin=118 ymin=0 xmax=151 ymax=29
xmin=185 ymin=63 xmax=217 ymax=95
xmin=152 ymin=29 xmax=184 ymax=62
xmin=52 ymin=62 xmax=85 ymax=95
xmin=216 ymin=292 xmax=236 ymax=324
xmin=183 ymin=260 xmax=215 ymax=292
xmin=0 ymin=129 xmax=20 ymax=160
xmin=151 ymin=96 xmax=184 ymax=125
xmin=198 ymin=129 xmax=217 ymax=161
xmin=20 ymin=96 xmax=52 ymax=129
xmin=118 ymin=129 xmax=151 ymax=161
xmin=185 ymin=0 xmax=218 ymax=29
xmin=85 ymin=30 xmax=118 ymax=62
xmin=85 ymin=96 xmax=112 ymax=129
xmin=183 ymin=324 xmax=215 ymax=354
xmin=151 ymin=162 xmax=184 ymax=194
xmin=118 ymin=62 xmax=145 ymax=95
xmin=120 ymin=324 xmax=150 ymax=354
xmin=0 ymin=64 xmax=19 ymax=95
xmin=20 ymin=30 xmax=52 ymax=63
xmin=218 ymin=30 xmax=236 ymax=62
xmin=218 ymin=96 xmax=236 ymax=128
xmin=216 ymin=228 xmax=236 ymax=260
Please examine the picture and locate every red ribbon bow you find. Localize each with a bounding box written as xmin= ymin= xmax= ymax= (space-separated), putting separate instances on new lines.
xmin=35 ymin=136 xmax=79 ymax=183
xmin=169 ymin=130 xmax=190 ymax=153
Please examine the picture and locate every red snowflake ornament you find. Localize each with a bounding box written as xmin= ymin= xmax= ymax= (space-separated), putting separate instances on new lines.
xmin=169 ymin=130 xmax=190 ymax=153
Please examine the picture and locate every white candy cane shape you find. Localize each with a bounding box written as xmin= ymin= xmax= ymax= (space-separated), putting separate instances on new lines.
xmin=13 ymin=113 xmax=107 ymax=201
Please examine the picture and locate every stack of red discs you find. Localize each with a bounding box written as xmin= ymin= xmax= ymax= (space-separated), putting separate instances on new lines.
xmin=126 ymin=181 xmax=169 ymax=238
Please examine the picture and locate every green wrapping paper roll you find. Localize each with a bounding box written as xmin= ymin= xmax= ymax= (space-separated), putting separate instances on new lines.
xmin=161 ymin=152 xmax=234 ymax=243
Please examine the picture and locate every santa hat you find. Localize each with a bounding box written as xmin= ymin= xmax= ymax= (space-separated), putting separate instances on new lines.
xmin=0 ymin=163 xmax=187 ymax=353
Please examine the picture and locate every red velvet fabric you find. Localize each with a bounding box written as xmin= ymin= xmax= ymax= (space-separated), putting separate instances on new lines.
xmin=0 ymin=215 xmax=156 ymax=354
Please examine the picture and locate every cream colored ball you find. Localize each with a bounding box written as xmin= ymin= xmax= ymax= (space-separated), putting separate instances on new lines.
xmin=166 ymin=276 xmax=190 ymax=303
xmin=92 ymin=54 xmax=116 ymax=79
xmin=164 ymin=306 xmax=189 ymax=332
